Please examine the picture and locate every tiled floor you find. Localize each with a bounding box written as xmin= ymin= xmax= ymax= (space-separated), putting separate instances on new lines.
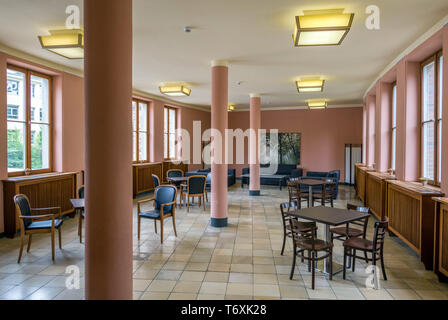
xmin=0 ymin=184 xmax=447 ymax=300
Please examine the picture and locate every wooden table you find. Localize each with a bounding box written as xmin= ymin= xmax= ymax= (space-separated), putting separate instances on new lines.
xmin=287 ymin=206 xmax=370 ymax=275
xmin=70 ymin=198 xmax=85 ymax=243
xmin=299 ymin=179 xmax=332 ymax=206
xmin=167 ymin=176 xmax=188 ymax=184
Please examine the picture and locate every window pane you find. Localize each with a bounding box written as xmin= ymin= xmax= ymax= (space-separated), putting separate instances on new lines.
xmin=391 ymin=129 xmax=396 ymax=170
xmin=139 ymin=103 xmax=147 ymax=132
xmin=133 ymin=132 xmax=137 ymax=162
xmin=392 ymin=85 xmax=397 ymax=127
xmin=7 ymin=69 xmax=26 ymax=121
xmin=132 ymin=101 xmax=137 ymax=131
xmin=164 ymin=133 xmax=168 ymax=159
xmin=139 ymin=133 xmax=147 ymax=161
xmin=30 ymin=75 xmax=50 ymax=123
xmin=164 ymin=108 xmax=168 ymax=134
xmin=169 ymin=133 xmax=176 ymax=159
xmin=30 ymin=124 xmax=50 ymax=170
xmin=7 ymin=122 xmax=26 ymax=172
xmin=169 ymin=109 xmax=176 ymax=134
xmin=422 ymin=122 xmax=435 ymax=180
xmin=422 ymin=62 xmax=435 ymax=122
xmin=438 ymin=121 xmax=442 ymax=183
xmin=438 ymin=56 xmax=443 ymax=119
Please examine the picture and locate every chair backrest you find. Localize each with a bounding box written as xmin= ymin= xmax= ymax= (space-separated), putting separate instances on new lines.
xmin=346 ymin=203 xmax=370 ymax=236
xmin=289 ymin=219 xmax=318 ymax=250
xmin=13 ymin=194 xmax=32 ymax=228
xmin=152 ymin=174 xmax=160 ymax=188
xmin=78 ymin=186 xmax=85 ymax=199
xmin=286 ymin=180 xmax=300 ymax=202
xmin=372 ymin=218 xmax=388 ymax=251
xmin=206 ymin=173 xmax=212 ymax=184
xmin=187 ymin=175 xmax=206 ymax=195
xmin=155 ymin=186 xmax=177 ymax=214
xmin=167 ymin=169 xmax=183 ymax=178
xmin=279 ymin=201 xmax=299 ymax=229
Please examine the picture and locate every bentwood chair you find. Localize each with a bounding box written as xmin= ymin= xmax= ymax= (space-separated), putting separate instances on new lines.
xmin=77 ymin=186 xmax=85 ymax=243
xmin=287 ymin=179 xmax=309 ymax=207
xmin=205 ymin=173 xmax=212 ymax=202
xmin=137 ymin=185 xmax=178 ymax=244
xmin=14 ymin=194 xmax=63 ymax=263
xmin=152 ymin=174 xmax=160 ymax=189
xmin=312 ymin=179 xmax=336 ymax=207
xmin=343 ymin=218 xmax=388 ymax=281
xmin=290 ymin=219 xmax=333 ymax=289
xmin=181 ymin=175 xmax=206 ymax=212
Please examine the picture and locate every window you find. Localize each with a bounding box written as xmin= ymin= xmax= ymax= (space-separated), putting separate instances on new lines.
xmin=7 ymin=66 xmax=52 ymax=175
xmin=132 ymin=98 xmax=149 ymax=163
xmin=421 ymin=53 xmax=443 ymax=185
xmin=164 ymin=106 xmax=177 ymax=159
xmin=391 ymin=83 xmax=397 ymax=171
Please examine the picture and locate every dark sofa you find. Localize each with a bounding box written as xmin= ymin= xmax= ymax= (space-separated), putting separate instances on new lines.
xmin=241 ymin=165 xmax=302 ymax=190
xmin=299 ymin=170 xmax=340 ymax=199
xmin=185 ymin=168 xmax=236 ymax=187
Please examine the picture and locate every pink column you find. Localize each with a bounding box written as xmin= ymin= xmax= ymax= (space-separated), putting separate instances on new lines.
xmin=395 ymin=59 xmax=420 ymax=181
xmin=375 ymin=82 xmax=392 ymax=172
xmin=441 ymin=27 xmax=448 ymax=194
xmin=366 ymin=94 xmax=376 ymax=167
xmin=210 ymin=61 xmax=228 ymax=227
xmin=0 ymin=53 xmax=7 ymax=234
xmin=84 ymin=0 xmax=133 ymax=299
xmin=249 ymin=94 xmax=261 ymax=196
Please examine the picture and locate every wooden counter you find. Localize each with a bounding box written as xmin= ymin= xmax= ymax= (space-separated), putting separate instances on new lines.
xmin=3 ymin=172 xmax=77 ymax=238
xmin=355 ymin=164 xmax=374 ymax=204
xmin=387 ymin=180 xmax=444 ymax=270
xmin=366 ymin=172 xmax=396 ymax=221
xmin=132 ymin=162 xmax=163 ymax=198
xmin=433 ymin=197 xmax=448 ymax=281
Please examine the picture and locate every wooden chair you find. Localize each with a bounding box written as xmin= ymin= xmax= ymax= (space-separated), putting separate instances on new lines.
xmin=137 ymin=185 xmax=178 ymax=244
xmin=77 ymin=186 xmax=85 ymax=243
xmin=290 ymin=219 xmax=333 ymax=289
xmin=152 ymin=174 xmax=160 ymax=189
xmin=13 ymin=194 xmax=63 ymax=263
xmin=343 ymin=218 xmax=388 ymax=281
xmin=312 ymin=179 xmax=336 ymax=207
xmin=181 ymin=175 xmax=206 ymax=212
xmin=287 ymin=179 xmax=309 ymax=207
xmin=167 ymin=169 xmax=184 ymax=187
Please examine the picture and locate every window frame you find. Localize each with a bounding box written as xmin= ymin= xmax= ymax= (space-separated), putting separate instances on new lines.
xmin=390 ymin=81 xmax=397 ymax=171
xmin=164 ymin=106 xmax=178 ymax=160
xmin=132 ymin=98 xmax=150 ymax=164
xmin=7 ymin=64 xmax=53 ymax=177
xmin=420 ymin=51 xmax=443 ymax=186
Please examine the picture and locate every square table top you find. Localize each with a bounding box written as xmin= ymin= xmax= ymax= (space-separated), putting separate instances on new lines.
xmin=70 ymin=198 xmax=85 ymax=209
xmin=167 ymin=176 xmax=188 ymax=182
xmin=286 ymin=206 xmax=369 ymax=226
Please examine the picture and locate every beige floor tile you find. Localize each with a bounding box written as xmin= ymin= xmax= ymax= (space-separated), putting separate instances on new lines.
xmin=230 ymin=264 xmax=253 ymax=273
xmin=254 ymin=274 xmax=278 ymax=284
xmin=204 ymin=272 xmax=229 ymax=283
xmin=199 ymin=282 xmax=227 ymax=295
xmin=332 ymin=287 xmax=365 ymax=300
xmin=140 ymin=292 xmax=170 ymax=300
xmin=253 ymin=264 xmax=276 ymax=274
xmin=279 ymin=285 xmax=308 ymax=299
xmin=386 ymin=289 xmax=421 ymax=300
xmin=359 ymin=288 xmax=394 ymax=300
xmin=306 ymin=287 xmax=337 ymax=300
xmin=169 ymin=292 xmax=197 ymax=300
xmin=416 ymin=290 xmax=448 ymax=300
xmin=185 ymin=262 xmax=209 ymax=271
xmin=253 ymin=284 xmax=280 ymax=297
xmin=197 ymin=294 xmax=225 ymax=300
xmin=147 ymin=280 xmax=176 ymax=292
xmin=179 ymin=271 xmax=206 ymax=282
xmin=229 ymin=273 xmax=253 ymax=284
xmin=25 ymin=287 xmax=65 ymax=300
xmin=133 ymin=279 xmax=152 ymax=291
xmin=0 ymin=286 xmax=40 ymax=300
xmin=173 ymin=281 xmax=202 ymax=293
xmin=156 ymin=270 xmax=182 ymax=281
xmin=208 ymin=263 xmax=230 ymax=272
xmin=226 ymin=283 xmax=253 ymax=296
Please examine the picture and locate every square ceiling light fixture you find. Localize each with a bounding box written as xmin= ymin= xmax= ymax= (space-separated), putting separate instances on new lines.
xmin=308 ymin=100 xmax=327 ymax=109
xmin=296 ymin=79 xmax=325 ymax=93
xmin=293 ymin=9 xmax=354 ymax=47
xmin=38 ymin=29 xmax=84 ymax=59
xmin=159 ymin=86 xmax=191 ymax=97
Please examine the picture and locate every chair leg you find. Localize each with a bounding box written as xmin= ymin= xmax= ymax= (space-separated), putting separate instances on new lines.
xmin=364 ymin=251 xmax=369 ymax=263
xmin=205 ymin=191 xmax=208 ymax=202
xmin=172 ymin=215 xmax=178 ymax=237
xmin=137 ymin=216 xmax=141 ymax=240
xmin=380 ymin=249 xmax=387 ymax=281
xmin=187 ymin=197 xmax=190 ymax=212
xmin=290 ymin=245 xmax=296 ymax=280
xmin=343 ymin=248 xmax=347 ymax=280
xmin=307 ymin=250 xmax=311 ymax=272
xmin=281 ymin=230 xmax=286 ymax=256
xmin=51 ymin=229 xmax=55 ymax=261
xmin=78 ymin=212 xmax=83 ymax=243
xmin=154 ymin=219 xmax=157 ymax=234
xmin=329 ymin=249 xmax=333 ymax=281
xmin=202 ymin=195 xmax=206 ymax=211
xmin=58 ymin=228 xmax=62 ymax=249
xmin=160 ymin=218 xmax=164 ymax=244
xmin=18 ymin=232 xmax=25 ymax=264
xmin=352 ymin=249 xmax=356 ymax=272
xmin=27 ymin=234 xmax=32 ymax=253
xmin=311 ymin=252 xmax=316 ymax=290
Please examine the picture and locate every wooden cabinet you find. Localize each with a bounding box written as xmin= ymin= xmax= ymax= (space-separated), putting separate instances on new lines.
xmin=366 ymin=172 xmax=395 ymax=221
xmin=433 ymin=198 xmax=448 ymax=281
xmin=387 ymin=181 xmax=443 ymax=270
xmin=162 ymin=161 xmax=188 ymax=183
xmin=355 ymin=164 xmax=374 ymax=204
xmin=2 ymin=172 xmax=78 ymax=238
xmin=132 ymin=162 xmax=163 ymax=198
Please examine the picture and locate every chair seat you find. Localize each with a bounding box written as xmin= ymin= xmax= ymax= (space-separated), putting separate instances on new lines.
xmin=296 ymin=239 xmax=332 ymax=251
xmin=312 ymin=192 xmax=333 ymax=199
xmin=286 ymin=224 xmax=313 ymax=233
xmin=139 ymin=210 xmax=161 ymax=219
xmin=343 ymin=238 xmax=379 ymax=251
xmin=330 ymin=227 xmax=363 ymax=238
xmin=26 ymin=219 xmax=63 ymax=230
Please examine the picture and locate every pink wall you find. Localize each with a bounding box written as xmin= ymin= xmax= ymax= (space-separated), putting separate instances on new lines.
xmin=375 ymin=82 xmax=392 ymax=172
xmin=366 ymin=95 xmax=376 ymax=166
xmin=228 ymin=107 xmax=363 ymax=180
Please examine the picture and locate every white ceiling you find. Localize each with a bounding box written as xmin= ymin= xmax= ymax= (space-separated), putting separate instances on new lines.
xmin=0 ymin=0 xmax=447 ymax=109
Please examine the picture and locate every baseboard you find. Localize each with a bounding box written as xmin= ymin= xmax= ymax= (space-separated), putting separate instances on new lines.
xmin=210 ymin=217 xmax=228 ymax=228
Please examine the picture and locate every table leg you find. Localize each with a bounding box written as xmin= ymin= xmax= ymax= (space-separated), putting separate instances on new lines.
xmin=316 ymin=223 xmax=343 ymax=276
xmin=308 ymin=186 xmax=313 ymax=208
xmin=78 ymin=209 xmax=83 ymax=243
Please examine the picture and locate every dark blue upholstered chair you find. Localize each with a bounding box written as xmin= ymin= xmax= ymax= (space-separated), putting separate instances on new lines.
xmin=180 ymin=175 xmax=206 ymax=212
xmin=205 ymin=173 xmax=212 ymax=202
xmin=152 ymin=174 xmax=160 ymax=188
xmin=137 ymin=185 xmax=178 ymax=244
xmin=77 ymin=186 xmax=85 ymax=242
xmin=13 ymin=194 xmax=63 ymax=263
xmin=167 ymin=169 xmax=184 ymax=187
